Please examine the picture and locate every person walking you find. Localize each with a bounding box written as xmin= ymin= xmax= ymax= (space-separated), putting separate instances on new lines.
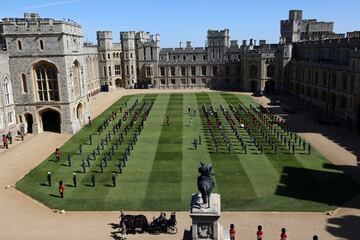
xmin=112 ymin=172 xmax=116 ymax=187
xmin=47 ymin=172 xmax=52 ymax=186
xmin=55 ymin=148 xmax=61 ymax=162
xmin=72 ymin=172 xmax=77 ymax=187
xmin=2 ymin=134 xmax=9 ymax=149
xmin=193 ymin=138 xmax=198 ymax=150
xmin=58 ymin=181 xmax=64 ymax=198
xmin=91 ymin=175 xmax=95 ymax=187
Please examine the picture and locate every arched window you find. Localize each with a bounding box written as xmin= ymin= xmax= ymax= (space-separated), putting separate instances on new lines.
xmin=34 ymin=62 xmax=59 ymax=101
xmin=72 ymin=61 xmax=81 ymax=97
xmin=39 ymin=40 xmax=44 ymax=50
xmin=267 ymin=65 xmax=274 ymax=78
xmin=249 ymin=65 xmax=258 ymax=79
xmin=3 ymin=77 xmax=13 ymax=105
xmin=22 ymin=74 xmax=28 ymax=93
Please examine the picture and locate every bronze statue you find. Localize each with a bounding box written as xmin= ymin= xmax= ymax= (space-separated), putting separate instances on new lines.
xmin=197 ymin=161 xmax=215 ymax=208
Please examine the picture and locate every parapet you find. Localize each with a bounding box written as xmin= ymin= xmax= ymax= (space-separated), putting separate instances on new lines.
xmin=96 ymin=31 xmax=113 ymax=40
xmin=0 ymin=13 xmax=82 ymax=36
xmin=207 ymin=29 xmax=230 ymax=38
xmin=121 ymin=31 xmax=136 ymax=40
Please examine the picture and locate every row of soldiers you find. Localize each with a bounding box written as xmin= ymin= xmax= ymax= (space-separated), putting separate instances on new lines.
xmin=49 ymin=98 xmax=155 ymax=188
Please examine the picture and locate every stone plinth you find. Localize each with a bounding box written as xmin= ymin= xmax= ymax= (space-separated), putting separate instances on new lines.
xmin=189 ymin=193 xmax=223 ymax=240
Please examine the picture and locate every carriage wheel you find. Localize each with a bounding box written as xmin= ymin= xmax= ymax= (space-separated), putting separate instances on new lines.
xmin=168 ymin=226 xmax=177 ymax=234
xmin=152 ymin=226 xmax=162 ymax=235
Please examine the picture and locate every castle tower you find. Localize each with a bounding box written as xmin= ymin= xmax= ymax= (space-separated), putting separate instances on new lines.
xmin=97 ymin=31 xmax=115 ymax=90
xmin=121 ymin=31 xmax=137 ymax=87
xmin=207 ymin=29 xmax=230 ymax=62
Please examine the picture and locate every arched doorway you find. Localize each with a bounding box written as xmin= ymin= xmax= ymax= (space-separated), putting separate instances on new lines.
xmin=41 ymin=109 xmax=61 ymax=133
xmin=250 ymin=80 xmax=258 ymax=92
xmin=25 ymin=113 xmax=33 ymax=134
xmin=76 ymin=103 xmax=83 ymax=123
xmin=115 ymin=78 xmax=124 ymax=88
xmin=264 ymin=80 xmax=275 ymax=93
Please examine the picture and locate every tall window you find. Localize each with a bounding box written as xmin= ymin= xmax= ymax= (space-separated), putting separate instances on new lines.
xmin=4 ymin=77 xmax=12 ymax=105
xmin=202 ymin=66 xmax=206 ymax=76
xmin=73 ymin=61 xmax=81 ymax=96
xmin=181 ymin=67 xmax=186 ymax=76
xmin=115 ymin=65 xmax=121 ymax=75
xmin=191 ymin=67 xmax=196 ymax=76
xmin=22 ymin=74 xmax=28 ymax=93
xmin=39 ymin=40 xmax=44 ymax=50
xmin=160 ymin=67 xmax=165 ymax=76
xmin=34 ymin=63 xmax=59 ymax=101
xmin=17 ymin=40 xmax=22 ymax=51
xmin=267 ymin=65 xmax=274 ymax=78
xmin=146 ymin=67 xmax=152 ymax=77
xmin=108 ymin=66 xmax=112 ymax=76
xmin=170 ymin=67 xmax=175 ymax=76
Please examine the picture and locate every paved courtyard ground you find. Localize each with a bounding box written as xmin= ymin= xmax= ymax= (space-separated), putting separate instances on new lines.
xmin=0 ymin=88 xmax=359 ymax=240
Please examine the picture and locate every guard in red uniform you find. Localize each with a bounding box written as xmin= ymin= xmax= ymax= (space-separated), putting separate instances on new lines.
xmin=256 ymin=225 xmax=263 ymax=240
xmin=58 ymin=181 xmax=64 ymax=198
xmin=280 ymin=228 xmax=287 ymax=240
xmin=55 ymin=148 xmax=61 ymax=162
xmin=229 ymin=224 xmax=236 ymax=240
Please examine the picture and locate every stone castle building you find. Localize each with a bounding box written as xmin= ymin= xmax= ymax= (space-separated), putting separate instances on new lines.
xmin=0 ymin=10 xmax=359 ymax=136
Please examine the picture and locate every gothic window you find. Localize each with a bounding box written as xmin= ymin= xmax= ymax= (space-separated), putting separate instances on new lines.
xmin=267 ymin=65 xmax=274 ymax=78
xmin=3 ymin=77 xmax=12 ymax=105
xmin=108 ymin=66 xmax=112 ymax=77
xmin=34 ymin=62 xmax=59 ymax=101
xmin=73 ymin=61 xmax=81 ymax=97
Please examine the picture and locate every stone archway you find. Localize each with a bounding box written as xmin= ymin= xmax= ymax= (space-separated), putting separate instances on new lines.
xmin=115 ymin=78 xmax=125 ymax=88
xmin=264 ymin=80 xmax=275 ymax=93
xmin=40 ymin=109 xmax=61 ymax=133
xmin=76 ymin=102 xmax=83 ymax=123
xmin=24 ymin=113 xmax=33 ymax=134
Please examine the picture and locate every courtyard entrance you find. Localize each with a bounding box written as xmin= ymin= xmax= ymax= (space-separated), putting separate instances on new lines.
xmin=265 ymin=80 xmax=275 ymax=93
xmin=41 ymin=109 xmax=61 ymax=133
xmin=25 ymin=113 xmax=33 ymax=134
xmin=115 ymin=78 xmax=125 ymax=88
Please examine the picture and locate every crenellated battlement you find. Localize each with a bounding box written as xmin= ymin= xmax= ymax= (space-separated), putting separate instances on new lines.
xmin=0 ymin=13 xmax=82 ymax=36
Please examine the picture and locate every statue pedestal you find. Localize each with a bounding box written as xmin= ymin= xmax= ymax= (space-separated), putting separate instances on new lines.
xmin=189 ymin=193 xmax=223 ymax=240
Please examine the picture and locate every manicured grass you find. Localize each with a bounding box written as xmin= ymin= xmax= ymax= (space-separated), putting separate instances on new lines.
xmin=16 ymin=92 xmax=360 ymax=211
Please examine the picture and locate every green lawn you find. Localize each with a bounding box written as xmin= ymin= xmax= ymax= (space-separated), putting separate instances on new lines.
xmin=16 ymin=92 xmax=360 ymax=211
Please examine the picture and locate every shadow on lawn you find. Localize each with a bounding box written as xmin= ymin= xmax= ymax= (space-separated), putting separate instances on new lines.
xmin=275 ymin=166 xmax=360 ymax=208
xmin=327 ymin=214 xmax=360 ymax=240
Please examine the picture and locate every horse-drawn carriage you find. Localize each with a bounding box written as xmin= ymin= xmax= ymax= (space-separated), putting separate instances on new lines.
xmin=120 ymin=211 xmax=177 ymax=235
